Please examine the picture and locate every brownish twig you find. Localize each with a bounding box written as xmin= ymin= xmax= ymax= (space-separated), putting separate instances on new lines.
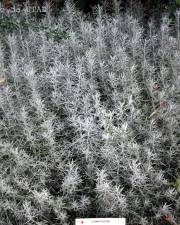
xmin=3 ymin=0 xmax=13 ymax=9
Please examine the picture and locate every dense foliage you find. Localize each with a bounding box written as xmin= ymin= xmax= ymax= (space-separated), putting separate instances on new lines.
xmin=0 ymin=1 xmax=179 ymax=225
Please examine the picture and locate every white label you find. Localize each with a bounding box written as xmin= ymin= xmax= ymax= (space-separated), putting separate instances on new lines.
xmin=75 ymin=218 xmax=125 ymax=225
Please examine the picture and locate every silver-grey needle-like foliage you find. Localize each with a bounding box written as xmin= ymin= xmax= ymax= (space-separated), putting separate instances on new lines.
xmin=0 ymin=1 xmax=179 ymax=225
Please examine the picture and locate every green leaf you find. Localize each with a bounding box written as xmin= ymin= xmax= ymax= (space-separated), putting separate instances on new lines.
xmin=174 ymin=178 xmax=180 ymax=192
xmin=176 ymin=0 xmax=180 ymax=6
xmin=171 ymin=177 xmax=180 ymax=192
xmin=168 ymin=4 xmax=177 ymax=13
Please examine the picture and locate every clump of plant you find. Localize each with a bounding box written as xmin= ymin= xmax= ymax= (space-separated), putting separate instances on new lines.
xmin=1 ymin=2 xmax=70 ymax=40
xmin=0 ymin=1 xmax=179 ymax=225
